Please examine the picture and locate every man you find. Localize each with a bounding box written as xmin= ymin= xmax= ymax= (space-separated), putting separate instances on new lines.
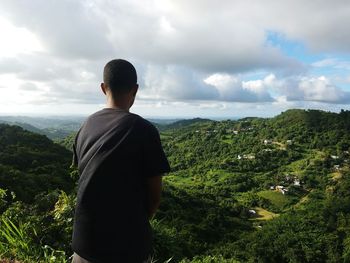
xmin=71 ymin=59 xmax=170 ymax=263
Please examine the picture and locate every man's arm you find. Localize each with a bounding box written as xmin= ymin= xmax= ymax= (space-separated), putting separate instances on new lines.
xmin=146 ymin=175 xmax=163 ymax=219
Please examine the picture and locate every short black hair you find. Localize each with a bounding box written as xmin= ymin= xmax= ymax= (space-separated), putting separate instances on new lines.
xmin=103 ymin=59 xmax=137 ymax=95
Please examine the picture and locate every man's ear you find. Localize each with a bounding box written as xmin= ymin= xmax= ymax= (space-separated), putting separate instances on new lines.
xmin=101 ymin=83 xmax=107 ymax=95
xmin=132 ymin=84 xmax=139 ymax=97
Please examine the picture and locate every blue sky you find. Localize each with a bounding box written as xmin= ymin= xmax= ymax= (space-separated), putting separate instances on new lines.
xmin=0 ymin=0 xmax=349 ymax=118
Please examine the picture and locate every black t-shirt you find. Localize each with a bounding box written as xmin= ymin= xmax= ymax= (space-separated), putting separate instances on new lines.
xmin=71 ymin=108 xmax=170 ymax=263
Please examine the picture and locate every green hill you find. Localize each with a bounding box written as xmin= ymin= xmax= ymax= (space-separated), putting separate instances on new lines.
xmin=0 ymin=124 xmax=74 ymax=203
xmin=1 ymin=109 xmax=350 ymax=262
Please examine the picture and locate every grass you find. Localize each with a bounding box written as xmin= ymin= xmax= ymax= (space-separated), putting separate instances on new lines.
xmin=293 ymin=191 xmax=313 ymax=209
xmin=285 ymin=149 xmax=326 ymax=174
xmin=0 ymin=217 xmax=68 ymax=263
xmin=0 ymin=217 xmax=32 ymax=260
xmin=251 ymin=207 xmax=278 ymax=221
xmin=257 ymin=190 xmax=291 ymax=210
xmin=220 ymin=135 xmax=233 ymax=144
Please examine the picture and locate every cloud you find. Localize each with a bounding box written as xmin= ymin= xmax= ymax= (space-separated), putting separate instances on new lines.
xmin=0 ymin=57 xmax=25 ymax=74
xmin=0 ymin=0 xmax=305 ymax=74
xmin=1 ymin=0 xmax=350 ymax=72
xmin=262 ymin=1 xmax=350 ymax=53
xmin=1 ymin=0 xmax=350 ymax=116
xmin=204 ymin=73 xmax=274 ymax=102
xmin=139 ymin=65 xmax=275 ymax=102
xmin=19 ymin=82 xmax=39 ymax=91
xmin=0 ymin=53 xmax=102 ymax=83
xmin=269 ymin=75 xmax=350 ymax=104
xmin=293 ymin=76 xmax=350 ymax=103
xmin=312 ymin=59 xmax=350 ymax=70
xmin=0 ymin=0 xmax=114 ymax=59
xmin=141 ymin=65 xmax=219 ymax=100
xmin=223 ymin=73 xmax=350 ymax=104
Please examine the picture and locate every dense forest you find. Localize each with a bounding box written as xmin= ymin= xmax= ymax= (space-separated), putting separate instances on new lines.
xmin=0 ymin=109 xmax=350 ymax=262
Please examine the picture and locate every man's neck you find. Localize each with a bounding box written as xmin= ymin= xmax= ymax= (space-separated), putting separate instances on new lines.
xmin=105 ymin=99 xmax=130 ymax=112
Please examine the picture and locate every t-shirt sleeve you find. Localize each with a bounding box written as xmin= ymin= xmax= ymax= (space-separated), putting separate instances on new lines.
xmin=72 ymin=143 xmax=78 ymax=166
xmin=72 ymin=130 xmax=81 ymax=167
xmin=141 ymin=121 xmax=170 ymax=177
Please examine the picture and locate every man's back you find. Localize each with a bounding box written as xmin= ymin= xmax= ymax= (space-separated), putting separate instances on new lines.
xmin=72 ymin=108 xmax=170 ymax=262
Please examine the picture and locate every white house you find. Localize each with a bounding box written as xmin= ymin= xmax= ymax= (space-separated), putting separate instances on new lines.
xmin=264 ymin=139 xmax=272 ymax=145
xmin=248 ymin=209 xmax=257 ymax=215
xmin=294 ymin=179 xmax=301 ymax=186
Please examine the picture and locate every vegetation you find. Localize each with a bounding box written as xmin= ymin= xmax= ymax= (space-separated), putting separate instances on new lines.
xmin=0 ymin=109 xmax=350 ymax=262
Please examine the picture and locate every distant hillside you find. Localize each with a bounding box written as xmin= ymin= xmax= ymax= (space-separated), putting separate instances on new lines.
xmin=0 ymin=116 xmax=84 ymax=129
xmin=0 ymin=124 xmax=74 ymax=202
xmin=262 ymin=109 xmax=350 ymax=149
xmin=0 ymin=116 xmax=83 ymax=140
xmin=159 ymin=117 xmax=213 ymax=131
xmin=0 ymin=120 xmax=43 ymax=134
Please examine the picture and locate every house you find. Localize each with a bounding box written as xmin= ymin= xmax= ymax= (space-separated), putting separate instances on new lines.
xmin=226 ymin=129 xmax=239 ymax=134
xmin=238 ymin=154 xmax=255 ymax=160
xmin=264 ymin=139 xmax=272 ymax=145
xmin=294 ymin=179 xmax=301 ymax=186
xmin=331 ymin=155 xmax=339 ymax=159
xmin=248 ymin=209 xmax=257 ymax=215
xmin=263 ymin=149 xmax=273 ymax=152
xmin=286 ymin=140 xmax=293 ymax=145
xmin=281 ymin=188 xmax=289 ymax=195
xmin=276 ymin=185 xmax=289 ymax=195
xmin=244 ymin=154 xmax=255 ymax=160
xmin=270 ymin=186 xmax=275 ymax=190
xmin=334 ymin=165 xmax=340 ymax=171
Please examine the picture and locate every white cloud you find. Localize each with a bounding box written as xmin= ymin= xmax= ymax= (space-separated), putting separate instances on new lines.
xmin=0 ymin=0 xmax=113 ymax=59
xmin=19 ymin=82 xmax=39 ymax=91
xmin=0 ymin=17 xmax=44 ymax=57
xmin=270 ymin=75 xmax=350 ymax=104
xmin=296 ymin=76 xmax=350 ymax=103
xmin=262 ymin=1 xmax=350 ymax=53
xmin=1 ymin=0 xmax=350 ymax=116
xmin=141 ymin=65 xmax=219 ymax=100
xmin=0 ymin=0 xmax=304 ymax=74
xmin=204 ymin=73 xmax=274 ymax=102
xmin=312 ymin=58 xmax=350 ymax=70
xmin=139 ymin=68 xmax=275 ymax=103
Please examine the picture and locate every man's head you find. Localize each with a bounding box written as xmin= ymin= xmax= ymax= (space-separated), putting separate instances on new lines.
xmin=101 ymin=59 xmax=138 ymax=109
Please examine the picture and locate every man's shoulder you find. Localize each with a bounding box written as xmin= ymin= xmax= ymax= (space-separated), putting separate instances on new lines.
xmin=133 ymin=115 xmax=158 ymax=132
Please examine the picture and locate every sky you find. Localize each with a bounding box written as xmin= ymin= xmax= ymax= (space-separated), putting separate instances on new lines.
xmin=0 ymin=0 xmax=350 ymax=118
